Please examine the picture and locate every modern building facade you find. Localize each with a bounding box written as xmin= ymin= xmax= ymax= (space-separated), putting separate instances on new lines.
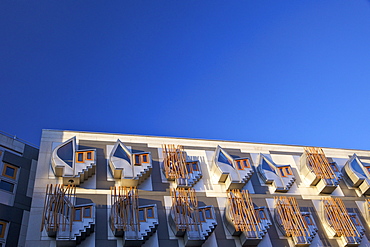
xmin=22 ymin=129 xmax=370 ymax=247
xmin=0 ymin=131 xmax=39 ymax=247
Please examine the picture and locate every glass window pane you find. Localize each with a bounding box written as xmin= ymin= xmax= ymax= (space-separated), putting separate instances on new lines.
xmin=243 ymin=160 xmax=249 ymax=168
xmin=305 ymin=216 xmax=312 ymax=225
xmin=77 ymin=153 xmax=84 ymax=162
xmin=192 ymin=163 xmax=198 ymax=171
xmin=205 ymin=209 xmax=212 ymax=219
xmin=259 ymin=210 xmax=266 ymax=219
xmin=285 ymin=167 xmax=291 ymax=175
xmin=147 ymin=208 xmax=153 ymax=218
xmin=279 ymin=168 xmax=284 ymax=177
xmin=0 ymin=224 xmax=3 ymax=237
xmin=218 ymin=151 xmax=233 ymax=167
xmin=83 ymin=207 xmax=91 ymax=218
xmin=4 ymin=166 xmax=16 ymax=178
xmin=87 ymin=152 xmax=92 ymax=160
xmin=0 ymin=180 xmax=14 ymax=192
xmin=74 ymin=208 xmax=81 ymax=221
xmin=139 ymin=209 xmax=145 ymax=221
xmin=236 ymin=161 xmax=243 ymax=170
xmin=199 ymin=211 xmax=205 ymax=222
xmin=135 ymin=155 xmax=140 ymax=164
xmin=57 ymin=141 xmax=74 ymax=167
xmin=142 ymin=154 xmax=148 ymax=163
xmin=186 ymin=164 xmax=191 ymax=173
xmin=113 ymin=145 xmax=130 ymax=162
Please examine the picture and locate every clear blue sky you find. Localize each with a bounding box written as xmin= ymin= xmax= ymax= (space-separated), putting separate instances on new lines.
xmin=1 ymin=1 xmax=370 ymax=150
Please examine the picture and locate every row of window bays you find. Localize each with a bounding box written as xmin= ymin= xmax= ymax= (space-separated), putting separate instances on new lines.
xmin=76 ymin=150 xmax=150 ymax=166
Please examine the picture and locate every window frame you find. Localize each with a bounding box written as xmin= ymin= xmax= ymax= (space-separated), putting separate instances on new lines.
xmin=2 ymin=164 xmax=18 ymax=180
xmin=305 ymin=215 xmax=313 ymax=225
xmin=146 ymin=207 xmax=155 ymax=219
xmin=73 ymin=208 xmax=82 ymax=221
xmin=278 ymin=166 xmax=292 ymax=177
xmin=258 ymin=209 xmax=266 ymax=220
xmin=199 ymin=210 xmax=205 ymax=222
xmin=138 ymin=209 xmax=146 ymax=222
xmin=236 ymin=160 xmax=243 ymax=170
xmin=133 ymin=153 xmax=150 ymax=166
xmin=235 ymin=159 xmax=251 ymax=170
xmin=83 ymin=206 xmax=92 ymax=218
xmin=141 ymin=154 xmax=149 ymax=163
xmin=204 ymin=208 xmax=212 ymax=219
xmin=86 ymin=151 xmax=94 ymax=161
xmin=76 ymin=152 xmax=85 ymax=163
xmin=0 ymin=221 xmax=6 ymax=238
xmin=330 ymin=162 xmax=339 ymax=172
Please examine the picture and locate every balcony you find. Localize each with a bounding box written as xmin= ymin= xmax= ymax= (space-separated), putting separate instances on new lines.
xmin=51 ymin=137 xmax=96 ymax=186
xmin=342 ymin=154 xmax=370 ymax=195
xmin=168 ymin=188 xmax=217 ymax=246
xmin=274 ymin=196 xmax=317 ymax=246
xmin=257 ymin=154 xmax=295 ymax=192
xmin=211 ymin=146 xmax=253 ymax=190
xmin=41 ymin=184 xmax=95 ymax=246
xmin=162 ymin=144 xmax=202 ymax=188
xmin=109 ymin=140 xmax=152 ymax=187
xmin=300 ymin=147 xmax=342 ymax=194
xmin=322 ymin=197 xmax=364 ymax=246
xmin=109 ymin=186 xmax=158 ymax=246
xmin=224 ymin=190 xmax=270 ymax=246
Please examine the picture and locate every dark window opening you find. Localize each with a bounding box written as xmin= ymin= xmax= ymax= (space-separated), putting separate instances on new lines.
xmin=147 ymin=208 xmax=154 ymax=218
xmin=139 ymin=209 xmax=145 ymax=222
xmin=199 ymin=211 xmax=205 ymax=222
xmin=74 ymin=208 xmax=82 ymax=221
xmin=83 ymin=207 xmax=91 ymax=218
xmin=205 ymin=209 xmax=212 ymax=219
xmin=0 ymin=180 xmax=14 ymax=193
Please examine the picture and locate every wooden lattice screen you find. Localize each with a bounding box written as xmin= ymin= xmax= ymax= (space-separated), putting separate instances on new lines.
xmin=162 ymin=144 xmax=188 ymax=180
xmin=322 ymin=197 xmax=360 ymax=238
xmin=110 ymin=186 xmax=140 ymax=232
xmin=275 ymin=196 xmax=309 ymax=239
xmin=170 ymin=188 xmax=201 ymax=232
xmin=304 ymin=147 xmax=337 ymax=180
xmin=227 ymin=190 xmax=261 ymax=233
xmin=41 ymin=184 xmax=76 ymax=232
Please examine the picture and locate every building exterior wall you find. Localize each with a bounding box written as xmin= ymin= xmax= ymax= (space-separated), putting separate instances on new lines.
xmin=0 ymin=132 xmax=39 ymax=247
xmin=25 ymin=129 xmax=370 ymax=247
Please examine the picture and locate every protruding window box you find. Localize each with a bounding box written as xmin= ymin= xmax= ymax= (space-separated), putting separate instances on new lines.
xmin=275 ymin=197 xmax=318 ymax=246
xmin=51 ymin=137 xmax=96 ymax=186
xmin=322 ymin=197 xmax=365 ymax=246
xmin=168 ymin=188 xmax=217 ymax=247
xmin=108 ymin=140 xmax=152 ymax=187
xmin=109 ymin=187 xmax=158 ymax=246
xmin=342 ymin=154 xmax=370 ymax=195
xmin=41 ymin=184 xmax=95 ymax=245
xmin=300 ymin=147 xmax=342 ymax=194
xmin=162 ymin=145 xmax=202 ymax=188
xmin=211 ymin=146 xmax=253 ymax=190
xmin=224 ymin=190 xmax=271 ymax=246
xmin=257 ymin=154 xmax=296 ymax=192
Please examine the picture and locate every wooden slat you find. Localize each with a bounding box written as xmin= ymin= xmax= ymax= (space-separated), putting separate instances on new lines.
xmin=322 ymin=197 xmax=360 ymax=238
xmin=170 ymin=188 xmax=201 ymax=232
xmin=304 ymin=147 xmax=337 ymax=180
xmin=162 ymin=144 xmax=188 ymax=180
xmin=274 ymin=196 xmax=309 ymax=240
xmin=227 ymin=190 xmax=261 ymax=234
xmin=110 ymin=186 xmax=140 ymax=232
xmin=41 ymin=184 xmax=75 ymax=233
